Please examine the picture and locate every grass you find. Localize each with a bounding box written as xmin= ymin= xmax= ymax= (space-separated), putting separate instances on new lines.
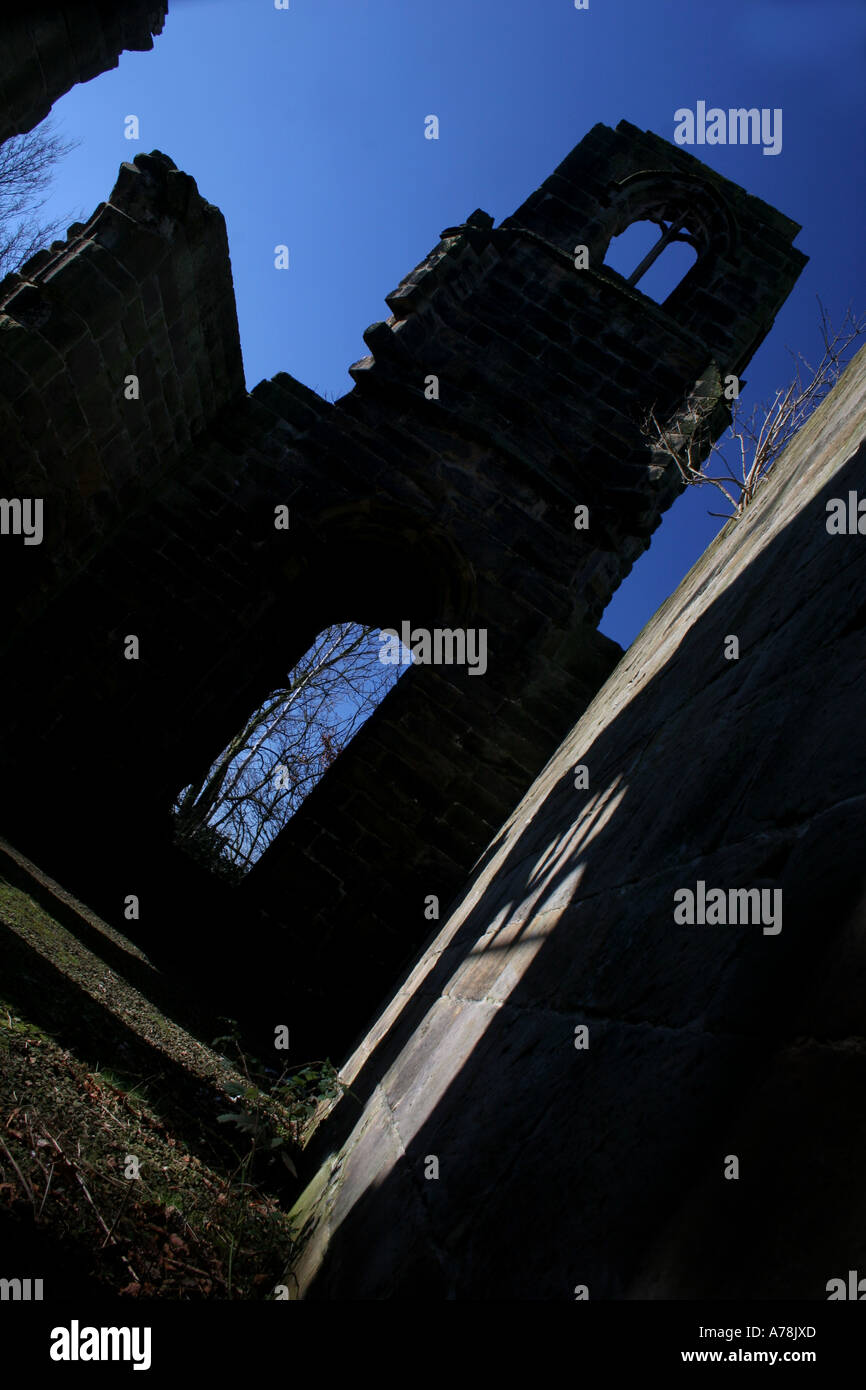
xmin=0 ymin=861 xmax=343 ymax=1299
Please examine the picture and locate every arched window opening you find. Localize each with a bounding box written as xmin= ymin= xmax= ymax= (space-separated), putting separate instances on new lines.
xmin=604 ymin=218 xmax=699 ymax=304
xmin=172 ymin=623 xmax=409 ymax=880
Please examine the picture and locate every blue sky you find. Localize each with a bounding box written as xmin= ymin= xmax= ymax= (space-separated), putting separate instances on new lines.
xmin=34 ymin=0 xmax=866 ymax=648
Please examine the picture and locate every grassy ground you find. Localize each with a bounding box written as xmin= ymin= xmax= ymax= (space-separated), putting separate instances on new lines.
xmin=0 ymin=843 xmax=340 ymax=1299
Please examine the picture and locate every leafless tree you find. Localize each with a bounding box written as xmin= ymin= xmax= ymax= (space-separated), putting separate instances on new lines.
xmin=0 ymin=120 xmax=80 ymax=278
xmin=641 ymin=300 xmax=866 ymax=520
xmin=173 ymin=623 xmax=403 ymax=875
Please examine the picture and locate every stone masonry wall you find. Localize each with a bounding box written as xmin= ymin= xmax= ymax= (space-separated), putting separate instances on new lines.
xmin=287 ymin=344 xmax=866 ymax=1300
xmin=0 ymin=150 xmax=244 ymax=627
xmin=0 ymin=3 xmax=167 ymax=147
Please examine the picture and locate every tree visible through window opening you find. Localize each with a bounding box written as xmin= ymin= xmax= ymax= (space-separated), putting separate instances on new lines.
xmin=604 ymin=218 xmax=699 ymax=303
xmin=172 ymin=623 xmax=407 ymax=880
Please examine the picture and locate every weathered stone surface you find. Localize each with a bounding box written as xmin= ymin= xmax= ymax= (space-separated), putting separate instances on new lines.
xmin=626 ymin=1037 xmax=866 ymax=1299
xmin=288 ymin=346 xmax=866 ymax=1299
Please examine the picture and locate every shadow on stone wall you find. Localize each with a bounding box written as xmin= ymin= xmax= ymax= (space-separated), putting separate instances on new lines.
xmin=295 ymin=436 xmax=866 ymax=1300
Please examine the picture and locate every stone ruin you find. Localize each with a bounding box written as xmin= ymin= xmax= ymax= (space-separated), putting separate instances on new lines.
xmin=3 ymin=3 xmax=864 ymax=1301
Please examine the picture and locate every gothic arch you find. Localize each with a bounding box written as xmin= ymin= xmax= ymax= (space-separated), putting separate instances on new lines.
xmin=599 ymin=169 xmax=738 ymax=304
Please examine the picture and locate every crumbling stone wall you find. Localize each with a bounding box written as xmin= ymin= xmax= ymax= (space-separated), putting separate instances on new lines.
xmin=0 ymin=150 xmax=244 ymax=623
xmin=0 ymin=121 xmax=805 ymax=1059
xmin=0 ymin=3 xmax=167 ymax=147
xmin=287 ymin=344 xmax=866 ymax=1300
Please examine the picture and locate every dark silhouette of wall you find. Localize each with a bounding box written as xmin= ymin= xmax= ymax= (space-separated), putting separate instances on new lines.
xmin=0 ymin=3 xmax=167 ymax=147
xmin=0 ymin=115 xmax=806 ymax=1058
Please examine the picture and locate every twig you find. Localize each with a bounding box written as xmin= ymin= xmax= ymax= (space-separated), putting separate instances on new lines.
xmin=101 ymin=1178 xmax=135 ymax=1248
xmin=37 ymin=1161 xmax=54 ymax=1218
xmin=40 ymin=1126 xmax=112 ymax=1240
xmin=642 ymin=301 xmax=865 ymax=519
xmin=39 ymin=1125 xmax=143 ymax=1284
xmin=0 ymin=1135 xmax=34 ymax=1206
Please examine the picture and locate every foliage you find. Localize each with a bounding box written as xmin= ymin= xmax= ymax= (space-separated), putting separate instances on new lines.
xmin=213 ymin=1017 xmax=344 ymax=1149
xmin=210 ymin=1019 xmax=345 ymax=1296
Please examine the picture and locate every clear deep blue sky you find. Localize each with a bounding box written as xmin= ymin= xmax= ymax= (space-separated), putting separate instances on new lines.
xmin=37 ymin=0 xmax=865 ymax=648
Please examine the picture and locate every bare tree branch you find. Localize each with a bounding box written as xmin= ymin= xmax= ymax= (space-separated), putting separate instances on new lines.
xmin=0 ymin=120 xmax=81 ymax=278
xmin=640 ymin=300 xmax=866 ymax=520
xmin=172 ymin=623 xmax=403 ymax=876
